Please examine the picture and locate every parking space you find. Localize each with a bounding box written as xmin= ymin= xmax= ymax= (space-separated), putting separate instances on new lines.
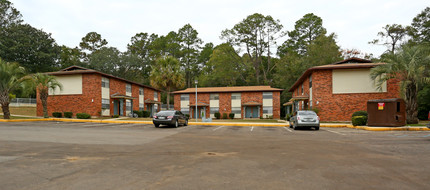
xmin=0 ymin=121 xmax=430 ymax=189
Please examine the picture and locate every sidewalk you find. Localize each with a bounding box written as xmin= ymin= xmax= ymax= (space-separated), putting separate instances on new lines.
xmin=0 ymin=117 xmax=429 ymax=131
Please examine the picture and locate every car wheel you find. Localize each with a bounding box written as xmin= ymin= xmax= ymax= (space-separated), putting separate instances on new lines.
xmin=289 ymin=122 xmax=293 ymax=128
xmin=293 ymin=123 xmax=298 ymax=130
xmin=175 ymin=120 xmax=179 ymax=128
xmin=184 ymin=119 xmax=188 ymax=126
xmin=154 ymin=124 xmax=160 ymax=128
xmin=315 ymin=126 xmax=320 ymax=130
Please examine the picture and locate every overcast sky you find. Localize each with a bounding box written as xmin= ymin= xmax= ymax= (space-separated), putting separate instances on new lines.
xmin=12 ymin=0 xmax=429 ymax=57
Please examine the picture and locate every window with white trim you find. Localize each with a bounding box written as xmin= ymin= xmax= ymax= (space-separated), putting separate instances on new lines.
xmin=181 ymin=107 xmax=189 ymax=114
xmin=139 ymin=88 xmax=144 ymax=95
xmin=102 ymin=99 xmax=110 ymax=109
xmin=139 ymin=103 xmax=144 ymax=111
xmin=231 ymin=107 xmax=241 ymax=114
xmin=263 ymin=92 xmax=272 ymax=99
xmin=102 ymin=77 xmax=109 ymax=88
xmin=231 ymin=93 xmax=241 ymax=100
xmin=154 ymin=91 xmax=158 ymax=100
xmin=126 ymin=83 xmax=132 ymax=93
xmin=263 ymin=106 xmax=273 ymax=114
xmin=210 ymin=93 xmax=219 ymax=100
xmin=126 ymin=101 xmax=132 ymax=111
xmin=181 ymin=94 xmax=189 ymax=101
xmin=210 ymin=107 xmax=219 ymax=114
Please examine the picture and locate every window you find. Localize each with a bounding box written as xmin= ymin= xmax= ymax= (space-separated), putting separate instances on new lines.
xmin=154 ymin=91 xmax=158 ymax=100
xmin=301 ymin=84 xmax=304 ymax=95
xmin=210 ymin=107 xmax=219 ymax=114
xmin=263 ymin=92 xmax=272 ymax=99
xmin=102 ymin=77 xmax=109 ymax=88
xmin=210 ymin=93 xmax=219 ymax=100
xmin=231 ymin=107 xmax=241 ymax=114
xmin=309 ymin=75 xmax=312 ymax=88
xmin=181 ymin=94 xmax=190 ymax=101
xmin=139 ymin=88 xmax=144 ymax=95
xmin=126 ymin=84 xmax=132 ymax=93
xmin=139 ymin=103 xmax=144 ymax=111
xmin=102 ymin=99 xmax=110 ymax=109
xmin=181 ymin=107 xmax=189 ymax=114
xmin=231 ymin=93 xmax=241 ymax=100
xmin=397 ymin=102 xmax=401 ymax=112
xmin=126 ymin=101 xmax=131 ymax=111
xmin=263 ymin=106 xmax=273 ymax=114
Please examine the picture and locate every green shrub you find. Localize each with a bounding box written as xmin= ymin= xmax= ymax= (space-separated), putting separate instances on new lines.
xmin=112 ymin=115 xmax=119 ymax=118
xmin=285 ymin=113 xmax=292 ymax=121
xmin=312 ymin=107 xmax=320 ymax=114
xmin=63 ymin=112 xmax=73 ymax=118
xmin=222 ymin=113 xmax=228 ymax=119
xmin=76 ymin=113 xmax=91 ymax=119
xmin=142 ymin=111 xmax=150 ymax=118
xmin=352 ymin=116 xmax=367 ymax=126
xmin=185 ymin=114 xmax=190 ymax=118
xmin=229 ymin=113 xmax=235 ymax=119
xmin=352 ymin=111 xmax=368 ymax=118
xmin=214 ymin=112 xmax=221 ymax=119
xmin=133 ymin=110 xmax=143 ymax=117
xmin=52 ymin=112 xmax=62 ymax=118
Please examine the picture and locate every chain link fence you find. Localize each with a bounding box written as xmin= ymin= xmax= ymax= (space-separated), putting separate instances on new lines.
xmin=10 ymin=98 xmax=37 ymax=107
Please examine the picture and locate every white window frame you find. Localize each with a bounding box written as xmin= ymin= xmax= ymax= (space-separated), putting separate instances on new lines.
xmin=102 ymin=77 xmax=109 ymax=88
xmin=126 ymin=83 xmax=132 ymax=93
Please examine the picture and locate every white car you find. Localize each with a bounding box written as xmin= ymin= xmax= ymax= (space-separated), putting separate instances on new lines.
xmin=289 ymin=110 xmax=320 ymax=130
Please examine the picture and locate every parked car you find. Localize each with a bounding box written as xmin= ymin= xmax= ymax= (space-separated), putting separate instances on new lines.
xmin=153 ymin=110 xmax=188 ymax=128
xmin=289 ymin=110 xmax=320 ymax=130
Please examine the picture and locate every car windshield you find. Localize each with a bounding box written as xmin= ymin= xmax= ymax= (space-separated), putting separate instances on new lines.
xmin=298 ymin=111 xmax=316 ymax=116
xmin=156 ymin=111 xmax=175 ymax=116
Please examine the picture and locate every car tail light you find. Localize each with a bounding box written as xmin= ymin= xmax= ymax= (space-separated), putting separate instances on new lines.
xmin=297 ymin=116 xmax=301 ymax=121
xmin=167 ymin=116 xmax=173 ymax=119
xmin=153 ymin=116 xmax=158 ymax=119
xmin=317 ymin=116 xmax=320 ymax=121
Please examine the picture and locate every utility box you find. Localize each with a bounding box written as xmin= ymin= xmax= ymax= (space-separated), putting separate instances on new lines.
xmin=367 ymin=98 xmax=406 ymax=127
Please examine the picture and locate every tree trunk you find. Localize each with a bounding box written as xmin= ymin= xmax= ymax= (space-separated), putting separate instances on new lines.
xmin=405 ymin=82 xmax=419 ymax=124
xmin=1 ymin=102 xmax=11 ymax=119
xmin=40 ymin=91 xmax=49 ymax=118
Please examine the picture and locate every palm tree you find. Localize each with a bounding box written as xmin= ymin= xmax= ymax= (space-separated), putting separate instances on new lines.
xmin=32 ymin=73 xmax=62 ymax=118
xmin=0 ymin=59 xmax=30 ymax=119
xmin=150 ymin=56 xmax=185 ymax=110
xmin=371 ymin=44 xmax=430 ymax=124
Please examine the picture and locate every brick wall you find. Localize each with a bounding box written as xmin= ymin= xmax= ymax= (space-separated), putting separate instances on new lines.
xmin=273 ymin=91 xmax=281 ymax=119
xmin=174 ymin=94 xmax=181 ymax=111
xmin=292 ymin=69 xmax=400 ymax=121
xmin=38 ymin=74 xmax=102 ymax=117
xmin=190 ymin=93 xmax=210 ymax=118
xmin=144 ymin=88 xmax=161 ymax=112
xmin=109 ymin=77 xmax=126 ymax=115
xmin=219 ymin=92 xmax=231 ymax=117
xmin=242 ymin=92 xmax=263 ymax=118
xmin=132 ymin=84 xmax=139 ymax=111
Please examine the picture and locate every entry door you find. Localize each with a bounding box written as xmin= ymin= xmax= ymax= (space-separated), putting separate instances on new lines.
xmin=245 ymin=107 xmax=252 ymax=118
xmin=252 ymin=106 xmax=259 ymax=118
xmin=119 ymin=99 xmax=124 ymax=116
xmin=114 ymin=100 xmax=119 ymax=115
xmin=147 ymin=104 xmax=153 ymax=117
xmin=198 ymin=107 xmax=206 ymax=118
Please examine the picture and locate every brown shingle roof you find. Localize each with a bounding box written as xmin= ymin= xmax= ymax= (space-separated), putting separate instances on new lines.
xmin=288 ymin=62 xmax=385 ymax=92
xmin=46 ymin=66 xmax=161 ymax=92
xmin=173 ymin=86 xmax=283 ymax=94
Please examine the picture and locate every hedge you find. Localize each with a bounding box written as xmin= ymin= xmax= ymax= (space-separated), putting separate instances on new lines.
xmin=52 ymin=112 xmax=62 ymax=118
xmin=142 ymin=110 xmax=150 ymax=118
xmin=352 ymin=111 xmax=368 ymax=118
xmin=133 ymin=110 xmax=143 ymax=117
xmin=112 ymin=115 xmax=119 ymax=118
xmin=222 ymin=113 xmax=228 ymax=119
xmin=214 ymin=112 xmax=221 ymax=119
xmin=352 ymin=116 xmax=367 ymax=126
xmin=229 ymin=113 xmax=235 ymax=119
xmin=63 ymin=112 xmax=73 ymax=118
xmin=76 ymin=113 xmax=91 ymax=119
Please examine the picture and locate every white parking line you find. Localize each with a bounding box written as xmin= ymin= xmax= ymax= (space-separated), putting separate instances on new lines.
xmin=251 ymin=126 xmax=254 ymax=132
xmin=325 ymin=129 xmax=346 ymax=135
xmin=283 ymin=127 xmax=292 ymax=132
xmin=213 ymin=126 xmax=226 ymax=131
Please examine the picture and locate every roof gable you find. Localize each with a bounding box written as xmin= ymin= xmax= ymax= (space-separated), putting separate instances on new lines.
xmin=173 ymin=86 xmax=283 ymax=94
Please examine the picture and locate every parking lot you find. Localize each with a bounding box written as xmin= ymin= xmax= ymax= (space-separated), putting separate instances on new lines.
xmin=1 ymin=121 xmax=430 ymax=190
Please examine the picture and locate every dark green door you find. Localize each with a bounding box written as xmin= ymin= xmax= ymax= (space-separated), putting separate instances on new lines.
xmin=114 ymin=100 xmax=118 ymax=115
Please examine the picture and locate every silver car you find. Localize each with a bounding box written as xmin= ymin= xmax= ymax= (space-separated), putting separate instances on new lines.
xmin=289 ymin=110 xmax=320 ymax=130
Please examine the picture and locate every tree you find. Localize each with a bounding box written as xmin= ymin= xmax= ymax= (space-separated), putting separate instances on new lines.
xmin=150 ymin=56 xmax=185 ymax=109
xmin=0 ymin=0 xmax=22 ymax=28
xmin=79 ymin=32 xmax=108 ymax=53
xmin=370 ymin=44 xmax=430 ymax=124
xmin=199 ymin=43 xmax=245 ymax=87
xmin=86 ymin=46 xmax=121 ymax=74
xmin=278 ymin=13 xmax=326 ymax=56
xmin=58 ymin=45 xmax=83 ymax=68
xmin=32 ymin=73 xmax=62 ymax=118
xmin=178 ymin=24 xmax=203 ymax=87
xmin=369 ymin=24 xmax=408 ymax=53
xmin=410 ymin=7 xmax=430 ymax=43
xmin=0 ymin=59 xmax=31 ymax=119
xmin=0 ymin=24 xmax=59 ymax=73
xmin=341 ymin=48 xmax=373 ymax=60
xmin=304 ymin=33 xmax=342 ymax=67
xmin=221 ymin=13 xmax=283 ymax=84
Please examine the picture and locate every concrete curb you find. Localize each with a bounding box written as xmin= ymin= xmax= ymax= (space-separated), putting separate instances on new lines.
xmin=0 ymin=118 xmax=428 ymax=131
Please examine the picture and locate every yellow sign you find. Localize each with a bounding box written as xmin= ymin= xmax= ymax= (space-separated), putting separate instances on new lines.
xmin=378 ymin=103 xmax=385 ymax=110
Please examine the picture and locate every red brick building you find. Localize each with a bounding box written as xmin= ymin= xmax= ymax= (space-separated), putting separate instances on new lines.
xmin=37 ymin=66 xmax=161 ymax=117
xmin=287 ymin=58 xmax=400 ymax=122
xmin=173 ymin=86 xmax=283 ymax=119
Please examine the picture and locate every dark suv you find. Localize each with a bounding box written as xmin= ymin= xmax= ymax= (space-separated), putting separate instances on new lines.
xmin=153 ymin=110 xmax=188 ymax=128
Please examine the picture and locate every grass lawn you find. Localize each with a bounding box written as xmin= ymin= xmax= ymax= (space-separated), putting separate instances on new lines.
xmin=407 ymin=121 xmax=429 ymax=127
xmin=0 ymin=115 xmax=39 ymax=119
xmin=120 ymin=117 xmax=283 ymax=123
xmin=8 ymin=106 xmax=37 ymax=116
